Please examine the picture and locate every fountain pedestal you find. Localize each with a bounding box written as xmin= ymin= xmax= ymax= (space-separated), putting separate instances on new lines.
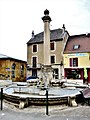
xmin=41 ymin=64 xmax=52 ymax=87
xmin=19 ymin=98 xmax=29 ymax=109
xmin=68 ymin=96 xmax=77 ymax=107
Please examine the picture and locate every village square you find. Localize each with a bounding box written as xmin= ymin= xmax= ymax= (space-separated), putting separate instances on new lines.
xmin=0 ymin=1 xmax=90 ymax=119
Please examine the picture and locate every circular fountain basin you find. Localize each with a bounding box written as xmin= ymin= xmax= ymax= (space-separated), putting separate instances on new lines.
xmin=3 ymin=82 xmax=81 ymax=106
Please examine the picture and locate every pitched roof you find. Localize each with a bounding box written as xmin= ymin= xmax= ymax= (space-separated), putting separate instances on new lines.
xmin=27 ymin=28 xmax=65 ymax=45
xmin=64 ymin=33 xmax=90 ymax=54
xmin=0 ymin=54 xmax=9 ymax=58
xmin=0 ymin=54 xmax=26 ymax=63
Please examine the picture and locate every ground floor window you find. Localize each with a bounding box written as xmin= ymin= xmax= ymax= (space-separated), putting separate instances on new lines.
xmin=65 ymin=69 xmax=81 ymax=79
xmin=12 ymin=63 xmax=16 ymax=78
xmin=12 ymin=70 xmax=15 ymax=78
xmin=53 ymin=68 xmax=59 ymax=79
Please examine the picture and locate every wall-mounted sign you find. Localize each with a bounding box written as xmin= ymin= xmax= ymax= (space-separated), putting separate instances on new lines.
xmin=67 ymin=53 xmax=88 ymax=57
xmin=6 ymin=68 xmax=10 ymax=71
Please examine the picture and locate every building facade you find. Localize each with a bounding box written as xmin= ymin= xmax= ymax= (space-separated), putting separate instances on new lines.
xmin=0 ymin=54 xmax=27 ymax=82
xmin=64 ymin=33 xmax=90 ymax=83
xmin=27 ymin=10 xmax=69 ymax=80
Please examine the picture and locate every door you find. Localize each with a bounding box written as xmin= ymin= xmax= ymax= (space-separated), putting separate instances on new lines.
xmin=32 ymin=69 xmax=37 ymax=77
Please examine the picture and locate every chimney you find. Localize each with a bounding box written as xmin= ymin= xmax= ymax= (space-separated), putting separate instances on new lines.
xmin=86 ymin=32 xmax=88 ymax=36
xmin=32 ymin=30 xmax=34 ymax=38
xmin=62 ymin=24 xmax=66 ymax=41
xmin=62 ymin=24 xmax=65 ymax=33
xmin=42 ymin=9 xmax=51 ymax=65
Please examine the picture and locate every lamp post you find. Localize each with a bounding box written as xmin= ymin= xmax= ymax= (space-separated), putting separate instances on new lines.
xmin=0 ymin=88 xmax=3 ymax=110
xmin=46 ymin=87 xmax=48 ymax=115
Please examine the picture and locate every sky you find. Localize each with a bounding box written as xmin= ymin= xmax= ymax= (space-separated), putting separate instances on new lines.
xmin=0 ymin=0 xmax=90 ymax=61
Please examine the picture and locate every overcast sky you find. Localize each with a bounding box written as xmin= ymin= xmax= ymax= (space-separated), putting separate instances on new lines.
xmin=0 ymin=0 xmax=90 ymax=61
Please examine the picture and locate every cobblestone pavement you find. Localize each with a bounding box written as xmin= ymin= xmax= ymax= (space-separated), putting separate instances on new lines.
xmin=0 ymin=101 xmax=90 ymax=120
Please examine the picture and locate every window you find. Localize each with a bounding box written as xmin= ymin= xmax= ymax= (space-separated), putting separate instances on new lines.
xmin=51 ymin=55 xmax=55 ymax=64
xmin=0 ymin=64 xmax=2 ymax=67
xmin=73 ymin=45 xmax=80 ymax=50
xmin=12 ymin=63 xmax=16 ymax=78
xmin=32 ymin=57 xmax=37 ymax=67
xmin=70 ymin=58 xmax=78 ymax=67
xmin=50 ymin=42 xmax=54 ymax=50
xmin=53 ymin=68 xmax=59 ymax=79
xmin=66 ymin=69 xmax=81 ymax=79
xmin=33 ymin=45 xmax=37 ymax=52
xmin=20 ymin=65 xmax=24 ymax=77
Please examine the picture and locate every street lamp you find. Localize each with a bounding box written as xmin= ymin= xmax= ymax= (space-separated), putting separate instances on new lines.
xmin=46 ymin=87 xmax=48 ymax=115
xmin=0 ymin=88 xmax=3 ymax=110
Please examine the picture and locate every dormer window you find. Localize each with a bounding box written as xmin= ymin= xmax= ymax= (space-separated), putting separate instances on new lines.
xmin=73 ymin=45 xmax=80 ymax=50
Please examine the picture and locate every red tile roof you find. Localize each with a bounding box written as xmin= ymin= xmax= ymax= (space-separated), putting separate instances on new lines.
xmin=64 ymin=33 xmax=90 ymax=54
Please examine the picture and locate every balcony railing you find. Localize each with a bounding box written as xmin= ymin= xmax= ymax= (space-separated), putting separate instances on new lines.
xmin=27 ymin=64 xmax=41 ymax=69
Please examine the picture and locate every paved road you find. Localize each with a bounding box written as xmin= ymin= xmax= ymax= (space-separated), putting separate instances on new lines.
xmin=0 ymin=102 xmax=90 ymax=120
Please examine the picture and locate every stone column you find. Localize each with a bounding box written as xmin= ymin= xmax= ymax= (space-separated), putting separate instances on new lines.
xmin=42 ymin=9 xmax=51 ymax=65
xmin=41 ymin=10 xmax=52 ymax=86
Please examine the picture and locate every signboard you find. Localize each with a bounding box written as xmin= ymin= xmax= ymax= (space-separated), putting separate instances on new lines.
xmin=67 ymin=53 xmax=88 ymax=57
xmin=6 ymin=68 xmax=10 ymax=71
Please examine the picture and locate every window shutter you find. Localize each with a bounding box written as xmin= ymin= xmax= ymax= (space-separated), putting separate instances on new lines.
xmin=70 ymin=58 xmax=72 ymax=67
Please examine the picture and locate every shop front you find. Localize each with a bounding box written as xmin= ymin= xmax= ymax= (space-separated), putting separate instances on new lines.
xmin=64 ymin=68 xmax=90 ymax=83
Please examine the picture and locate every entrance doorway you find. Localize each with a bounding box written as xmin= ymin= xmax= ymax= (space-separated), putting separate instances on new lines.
xmin=32 ymin=69 xmax=37 ymax=77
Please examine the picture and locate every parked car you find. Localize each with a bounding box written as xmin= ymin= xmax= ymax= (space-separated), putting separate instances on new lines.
xmin=26 ymin=76 xmax=39 ymax=83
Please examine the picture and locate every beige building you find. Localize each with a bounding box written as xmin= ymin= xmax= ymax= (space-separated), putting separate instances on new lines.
xmin=27 ymin=10 xmax=69 ymax=80
xmin=0 ymin=54 xmax=27 ymax=82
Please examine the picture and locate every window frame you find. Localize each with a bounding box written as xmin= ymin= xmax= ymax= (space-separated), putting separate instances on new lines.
xmin=32 ymin=44 xmax=38 ymax=53
xmin=70 ymin=58 xmax=78 ymax=67
xmin=32 ymin=56 xmax=37 ymax=67
xmin=50 ymin=41 xmax=56 ymax=51
xmin=11 ymin=63 xmax=16 ymax=78
xmin=50 ymin=55 xmax=55 ymax=64
xmin=73 ymin=45 xmax=80 ymax=50
xmin=20 ymin=65 xmax=24 ymax=77
xmin=50 ymin=42 xmax=54 ymax=50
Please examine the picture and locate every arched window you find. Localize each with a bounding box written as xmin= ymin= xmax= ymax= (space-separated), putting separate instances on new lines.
xmin=12 ymin=63 xmax=16 ymax=78
xmin=20 ymin=65 xmax=24 ymax=77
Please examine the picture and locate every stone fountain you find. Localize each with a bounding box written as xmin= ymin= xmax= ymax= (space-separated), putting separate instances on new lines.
xmin=3 ymin=65 xmax=81 ymax=109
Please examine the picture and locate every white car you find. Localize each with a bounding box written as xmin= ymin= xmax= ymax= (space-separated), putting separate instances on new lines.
xmin=26 ymin=76 xmax=39 ymax=83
